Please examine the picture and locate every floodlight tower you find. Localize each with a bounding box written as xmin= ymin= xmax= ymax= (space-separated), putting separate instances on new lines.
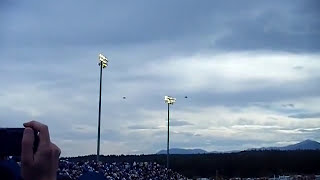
xmin=164 ymin=96 xmax=176 ymax=169
xmin=97 ymin=53 xmax=108 ymax=162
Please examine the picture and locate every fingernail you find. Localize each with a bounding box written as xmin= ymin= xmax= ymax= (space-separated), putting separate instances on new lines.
xmin=24 ymin=127 xmax=33 ymax=133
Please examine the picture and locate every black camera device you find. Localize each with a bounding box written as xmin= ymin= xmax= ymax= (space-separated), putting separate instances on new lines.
xmin=0 ymin=128 xmax=39 ymax=156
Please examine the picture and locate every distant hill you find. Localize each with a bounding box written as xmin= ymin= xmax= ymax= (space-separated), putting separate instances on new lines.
xmin=157 ymin=148 xmax=207 ymax=154
xmin=156 ymin=140 xmax=320 ymax=154
xmin=252 ymin=139 xmax=320 ymax=151
xmin=275 ymin=139 xmax=320 ymax=150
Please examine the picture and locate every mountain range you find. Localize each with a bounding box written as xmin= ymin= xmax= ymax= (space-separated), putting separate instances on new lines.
xmin=156 ymin=139 xmax=320 ymax=154
xmin=157 ymin=148 xmax=207 ymax=154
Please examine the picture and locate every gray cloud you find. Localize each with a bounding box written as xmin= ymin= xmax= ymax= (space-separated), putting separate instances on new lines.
xmin=1 ymin=0 xmax=319 ymax=52
xmin=1 ymin=0 xmax=320 ymax=155
xmin=282 ymin=104 xmax=295 ymax=108
xmin=0 ymin=108 xmax=31 ymax=127
xmin=172 ymin=79 xmax=320 ymax=110
xmin=127 ymin=125 xmax=159 ymax=130
xmin=298 ymin=128 xmax=320 ymax=133
xmin=236 ymin=118 xmax=256 ymax=126
xmin=289 ymin=112 xmax=320 ymax=119
xmin=170 ymin=120 xmax=193 ymax=126
xmin=293 ymin=66 xmax=304 ymax=70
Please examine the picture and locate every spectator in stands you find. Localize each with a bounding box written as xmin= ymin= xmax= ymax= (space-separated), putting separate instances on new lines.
xmin=57 ymin=160 xmax=187 ymax=180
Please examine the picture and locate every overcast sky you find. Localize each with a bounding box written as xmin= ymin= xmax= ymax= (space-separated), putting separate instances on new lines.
xmin=1 ymin=0 xmax=320 ymax=156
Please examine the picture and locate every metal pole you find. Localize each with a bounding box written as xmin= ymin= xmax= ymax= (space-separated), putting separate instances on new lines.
xmin=167 ymin=103 xmax=170 ymax=169
xmin=97 ymin=63 xmax=103 ymax=162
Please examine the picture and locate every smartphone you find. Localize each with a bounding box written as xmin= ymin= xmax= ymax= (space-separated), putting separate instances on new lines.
xmin=0 ymin=128 xmax=39 ymax=156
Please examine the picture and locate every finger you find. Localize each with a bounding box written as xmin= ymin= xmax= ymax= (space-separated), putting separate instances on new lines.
xmin=21 ymin=127 xmax=34 ymax=166
xmin=51 ymin=143 xmax=61 ymax=158
xmin=24 ymin=121 xmax=50 ymax=144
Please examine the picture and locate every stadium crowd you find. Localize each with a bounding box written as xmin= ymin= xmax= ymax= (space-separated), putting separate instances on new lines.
xmin=0 ymin=121 xmax=187 ymax=180
xmin=58 ymin=159 xmax=187 ymax=180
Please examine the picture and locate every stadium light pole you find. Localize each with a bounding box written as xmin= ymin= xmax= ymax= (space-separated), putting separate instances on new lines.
xmin=97 ymin=53 xmax=108 ymax=162
xmin=164 ymin=96 xmax=176 ymax=169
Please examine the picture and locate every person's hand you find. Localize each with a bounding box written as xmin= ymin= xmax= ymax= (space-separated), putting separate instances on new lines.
xmin=21 ymin=121 xmax=61 ymax=180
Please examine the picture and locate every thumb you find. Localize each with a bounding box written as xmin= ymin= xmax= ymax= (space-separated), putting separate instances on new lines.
xmin=21 ymin=127 xmax=34 ymax=166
